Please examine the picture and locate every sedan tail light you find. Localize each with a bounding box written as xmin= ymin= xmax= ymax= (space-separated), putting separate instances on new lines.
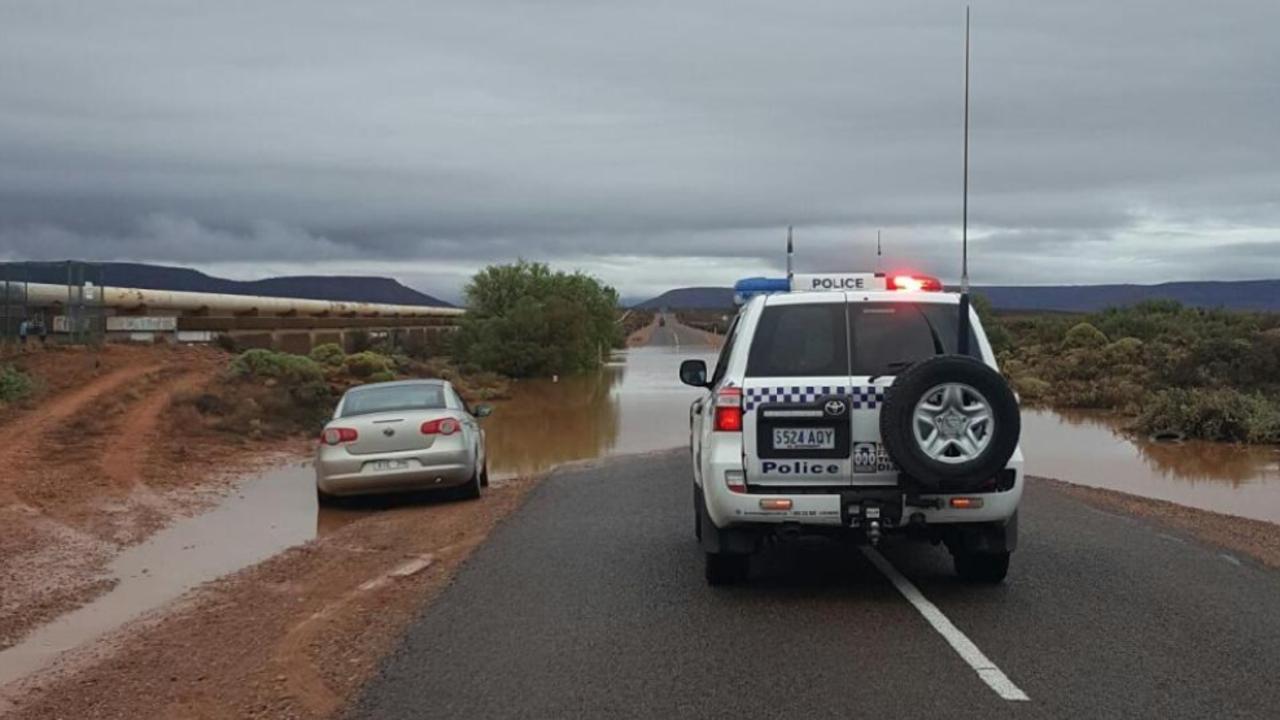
xmin=321 ymin=427 xmax=358 ymax=446
xmin=421 ymin=418 xmax=460 ymax=435
xmin=713 ymin=387 xmax=743 ymax=432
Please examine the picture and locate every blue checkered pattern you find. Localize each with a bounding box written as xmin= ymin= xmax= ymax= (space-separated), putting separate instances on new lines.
xmin=743 ymin=385 xmax=884 ymax=411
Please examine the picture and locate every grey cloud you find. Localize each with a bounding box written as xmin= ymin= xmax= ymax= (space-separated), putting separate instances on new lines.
xmin=1 ymin=0 xmax=1278 ymax=298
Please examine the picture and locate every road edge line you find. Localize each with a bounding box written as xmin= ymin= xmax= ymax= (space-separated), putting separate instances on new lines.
xmin=860 ymin=546 xmax=1030 ymax=702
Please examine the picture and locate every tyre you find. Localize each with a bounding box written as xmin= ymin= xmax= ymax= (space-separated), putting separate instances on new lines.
xmin=879 ymin=355 xmax=1020 ymax=492
xmin=479 ymin=461 xmax=490 ymax=488
xmin=453 ymin=466 xmax=483 ymax=501
xmin=953 ymin=551 xmax=1010 ymax=583
xmin=694 ymin=484 xmax=703 ymax=541
xmin=705 ymin=551 xmax=750 ymax=586
xmin=316 ymin=486 xmax=339 ymax=507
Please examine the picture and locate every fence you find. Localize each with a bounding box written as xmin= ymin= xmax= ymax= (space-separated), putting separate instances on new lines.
xmin=0 ymin=261 xmax=108 ymax=346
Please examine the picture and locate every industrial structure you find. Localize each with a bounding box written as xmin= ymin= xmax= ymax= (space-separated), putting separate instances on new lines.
xmin=1 ymin=261 xmax=461 ymax=352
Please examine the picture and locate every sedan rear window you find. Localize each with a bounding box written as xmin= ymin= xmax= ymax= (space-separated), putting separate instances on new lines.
xmin=340 ymin=384 xmax=446 ymax=418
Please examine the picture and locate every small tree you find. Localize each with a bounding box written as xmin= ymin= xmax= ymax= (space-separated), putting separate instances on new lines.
xmin=453 ymin=261 xmax=622 ymax=377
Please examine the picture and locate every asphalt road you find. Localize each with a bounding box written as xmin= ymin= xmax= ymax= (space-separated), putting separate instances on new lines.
xmin=353 ymin=450 xmax=1280 ymax=719
xmin=646 ymin=314 xmax=716 ymax=348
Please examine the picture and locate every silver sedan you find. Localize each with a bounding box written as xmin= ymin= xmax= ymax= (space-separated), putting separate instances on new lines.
xmin=315 ymin=379 xmax=492 ymax=504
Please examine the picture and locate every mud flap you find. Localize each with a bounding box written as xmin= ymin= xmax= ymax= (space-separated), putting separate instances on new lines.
xmin=947 ymin=511 xmax=1018 ymax=554
xmin=699 ymin=495 xmax=758 ymax=555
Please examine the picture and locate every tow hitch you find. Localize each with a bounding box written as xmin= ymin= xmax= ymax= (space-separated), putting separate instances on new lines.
xmin=840 ymin=490 xmax=905 ymax=546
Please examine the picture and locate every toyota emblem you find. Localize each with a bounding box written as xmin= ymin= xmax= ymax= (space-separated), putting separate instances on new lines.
xmin=823 ymin=399 xmax=847 ymax=416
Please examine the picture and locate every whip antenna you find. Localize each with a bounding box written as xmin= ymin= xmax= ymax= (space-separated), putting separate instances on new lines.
xmin=956 ymin=6 xmax=973 ymax=355
xmin=786 ymin=225 xmax=794 ymax=282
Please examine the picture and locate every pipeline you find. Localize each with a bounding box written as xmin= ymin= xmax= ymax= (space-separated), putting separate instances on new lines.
xmin=0 ymin=281 xmax=462 ymax=318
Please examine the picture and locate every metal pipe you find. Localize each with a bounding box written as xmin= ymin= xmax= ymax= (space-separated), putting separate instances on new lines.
xmin=1 ymin=281 xmax=462 ymax=318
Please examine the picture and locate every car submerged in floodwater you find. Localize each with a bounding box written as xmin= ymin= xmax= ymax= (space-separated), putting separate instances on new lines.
xmin=314 ymin=379 xmax=492 ymax=504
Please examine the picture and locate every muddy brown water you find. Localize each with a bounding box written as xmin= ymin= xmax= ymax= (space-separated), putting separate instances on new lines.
xmin=4 ymin=344 xmax=1279 ymax=688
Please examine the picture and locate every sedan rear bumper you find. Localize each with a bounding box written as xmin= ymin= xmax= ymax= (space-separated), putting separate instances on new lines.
xmin=315 ymin=447 xmax=474 ymax=497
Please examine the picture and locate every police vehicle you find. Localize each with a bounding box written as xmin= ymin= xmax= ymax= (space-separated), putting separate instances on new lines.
xmin=680 ymin=271 xmax=1023 ymax=585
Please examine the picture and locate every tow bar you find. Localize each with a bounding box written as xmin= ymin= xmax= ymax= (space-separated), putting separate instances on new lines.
xmin=840 ymin=490 xmax=905 ymax=546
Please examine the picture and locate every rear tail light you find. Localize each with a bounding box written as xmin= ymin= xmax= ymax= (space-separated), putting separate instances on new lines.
xmin=421 ymin=418 xmax=460 ymax=435
xmin=321 ymin=427 xmax=358 ymax=446
xmin=886 ymin=274 xmax=943 ymax=292
xmin=713 ymin=387 xmax=743 ymax=432
xmin=724 ymin=469 xmax=747 ymax=494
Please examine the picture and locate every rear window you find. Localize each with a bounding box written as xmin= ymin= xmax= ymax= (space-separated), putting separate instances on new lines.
xmin=850 ymin=303 xmax=980 ymax=375
xmin=746 ymin=303 xmax=848 ymax=377
xmin=340 ymin=384 xmax=446 ymax=418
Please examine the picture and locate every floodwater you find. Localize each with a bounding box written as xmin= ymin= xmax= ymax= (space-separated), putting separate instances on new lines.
xmin=0 ymin=345 xmax=715 ymax=688
xmin=1021 ymin=409 xmax=1280 ymax=524
xmin=6 ymin=340 xmax=1279 ymax=687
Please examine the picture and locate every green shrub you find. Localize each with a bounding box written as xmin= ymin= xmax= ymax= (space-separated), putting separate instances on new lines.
xmin=1135 ymin=388 xmax=1280 ymax=443
xmin=344 ymin=351 xmax=393 ymax=378
xmin=230 ymin=349 xmax=325 ymax=385
xmin=367 ymin=370 xmax=397 ymax=383
xmin=1064 ymin=322 xmax=1108 ymax=349
xmin=308 ymin=343 xmax=346 ymax=367
xmin=0 ymin=364 xmax=34 ymax=404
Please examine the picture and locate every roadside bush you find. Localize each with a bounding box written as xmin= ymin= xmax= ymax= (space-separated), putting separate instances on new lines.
xmin=367 ymin=370 xmax=397 ymax=383
xmin=213 ymin=333 xmax=240 ymax=353
xmin=344 ymin=351 xmax=394 ymax=378
xmin=0 ymin=364 xmax=34 ymax=404
xmin=229 ymin=349 xmax=325 ymax=385
xmin=1135 ymin=388 xmax=1280 ymax=444
xmin=308 ymin=343 xmax=346 ymax=368
xmin=1064 ymin=322 xmax=1108 ymax=349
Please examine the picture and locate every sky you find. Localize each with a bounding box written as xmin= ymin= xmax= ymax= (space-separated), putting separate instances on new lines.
xmin=1 ymin=0 xmax=1277 ymax=304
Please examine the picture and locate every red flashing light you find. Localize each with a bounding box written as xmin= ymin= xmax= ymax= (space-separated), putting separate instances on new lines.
xmin=886 ymin=274 xmax=943 ymax=292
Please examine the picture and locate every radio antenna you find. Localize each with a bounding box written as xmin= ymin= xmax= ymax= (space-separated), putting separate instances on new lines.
xmin=956 ymin=6 xmax=973 ymax=355
xmin=786 ymin=225 xmax=794 ymax=282
xmin=961 ymin=5 xmax=971 ymax=293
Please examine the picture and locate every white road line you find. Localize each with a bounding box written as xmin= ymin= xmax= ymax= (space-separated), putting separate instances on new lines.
xmin=860 ymin=547 xmax=1030 ymax=702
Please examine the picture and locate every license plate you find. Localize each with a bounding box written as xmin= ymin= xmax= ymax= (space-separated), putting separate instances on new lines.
xmin=772 ymin=427 xmax=835 ymax=450
xmin=369 ymin=459 xmax=411 ymax=472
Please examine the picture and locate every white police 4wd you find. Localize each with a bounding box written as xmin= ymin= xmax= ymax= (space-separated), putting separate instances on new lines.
xmin=681 ymin=272 xmax=1023 ymax=585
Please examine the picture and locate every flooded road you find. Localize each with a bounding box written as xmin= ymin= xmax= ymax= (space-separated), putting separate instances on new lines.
xmin=1022 ymin=409 xmax=1280 ymax=524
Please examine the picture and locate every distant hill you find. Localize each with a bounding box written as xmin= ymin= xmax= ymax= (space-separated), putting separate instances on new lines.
xmin=4 ymin=261 xmax=452 ymax=307
xmin=634 ymin=279 xmax=1280 ymax=312
xmin=632 ymin=286 xmax=736 ymax=310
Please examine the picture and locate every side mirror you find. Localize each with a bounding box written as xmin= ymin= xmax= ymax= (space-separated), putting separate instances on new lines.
xmin=474 ymin=404 xmax=493 ymax=418
xmin=679 ymin=359 xmax=709 ymax=388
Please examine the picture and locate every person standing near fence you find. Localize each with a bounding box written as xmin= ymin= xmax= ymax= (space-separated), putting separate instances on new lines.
xmin=18 ymin=318 xmax=29 ymax=345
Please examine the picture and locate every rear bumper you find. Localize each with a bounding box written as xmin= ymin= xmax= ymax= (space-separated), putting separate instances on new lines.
xmin=315 ymin=447 xmax=474 ymax=496
xmin=703 ymin=459 xmax=1024 ymax=529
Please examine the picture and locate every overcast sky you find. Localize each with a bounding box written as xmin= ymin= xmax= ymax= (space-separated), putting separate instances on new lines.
xmin=1 ymin=0 xmax=1277 ymax=303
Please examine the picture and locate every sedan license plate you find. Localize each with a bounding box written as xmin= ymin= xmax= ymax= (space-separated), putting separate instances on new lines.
xmin=772 ymin=427 xmax=835 ymax=451
xmin=369 ymin=459 xmax=411 ymax=472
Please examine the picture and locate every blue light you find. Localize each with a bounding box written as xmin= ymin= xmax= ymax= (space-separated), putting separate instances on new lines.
xmin=733 ymin=277 xmax=790 ymax=304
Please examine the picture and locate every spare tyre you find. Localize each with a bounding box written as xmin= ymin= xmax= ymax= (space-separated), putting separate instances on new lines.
xmin=879 ymin=355 xmax=1020 ymax=493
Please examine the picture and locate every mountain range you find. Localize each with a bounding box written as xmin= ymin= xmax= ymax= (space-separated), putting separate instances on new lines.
xmin=2 ymin=261 xmax=452 ymax=307
xmin=634 ymin=279 xmax=1280 ymax=312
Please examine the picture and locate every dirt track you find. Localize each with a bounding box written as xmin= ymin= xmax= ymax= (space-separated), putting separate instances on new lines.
xmin=0 ymin=345 xmax=284 ymax=650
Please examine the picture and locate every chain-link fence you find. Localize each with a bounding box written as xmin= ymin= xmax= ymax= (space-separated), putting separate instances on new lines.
xmin=0 ymin=261 xmax=108 ymax=346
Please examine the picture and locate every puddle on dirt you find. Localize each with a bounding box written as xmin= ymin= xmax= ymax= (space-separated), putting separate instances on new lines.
xmin=0 ymin=461 xmax=330 ymax=687
xmin=1021 ymin=409 xmax=1280 ymax=523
